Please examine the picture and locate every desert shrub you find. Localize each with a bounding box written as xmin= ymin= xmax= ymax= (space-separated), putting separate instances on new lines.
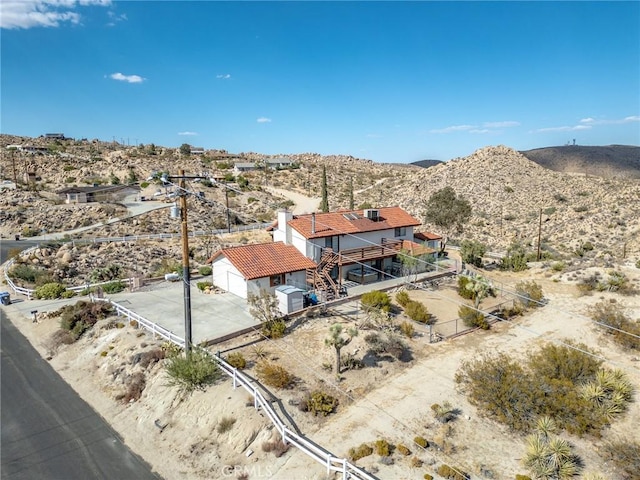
xmin=255 ymin=360 xmax=293 ymax=389
xmin=529 ymin=343 xmax=602 ymax=385
xmin=35 ymin=282 xmax=67 ymax=299
xmin=405 ymin=300 xmax=431 ymax=324
xmin=414 ymin=436 xmax=428 ymax=448
xmin=551 ymin=261 xmax=565 ymax=272
xmin=601 ymin=437 xmax=640 ymax=480
xmin=457 ymin=276 xmax=475 ymax=300
xmin=553 ymin=193 xmax=567 ymax=202
xmin=500 ymin=242 xmax=529 ymax=272
xmin=262 ymin=437 xmax=289 ymax=457
xmin=458 ymin=305 xmax=489 ymax=329
xmin=102 ymin=280 xmax=125 ymax=294
xmin=603 ymin=270 xmax=630 ymax=293
xmin=589 ymin=301 xmax=640 ymax=350
xmin=500 ymin=301 xmax=525 ymax=318
xmin=379 ymin=455 xmax=394 ymax=465
xmin=340 ymin=353 xmax=364 ymax=371
xmin=198 ymin=265 xmax=212 ymax=276
xmin=135 ymin=349 xmax=166 ymax=369
xmin=140 ymin=181 xmax=150 ymax=188
xmin=165 ymin=348 xmax=220 ymax=395
xmin=636 ymin=259 xmax=640 ymax=269
xmin=581 ymin=369 xmax=634 ymax=421
xmin=396 ymin=444 xmax=411 ymax=456
xmin=399 ymin=320 xmax=415 ymax=338
xmin=361 ymin=290 xmax=391 ymax=313
xmin=121 ymin=372 xmax=146 ymax=403
xmin=226 ymin=352 xmax=247 ymax=369
xmin=436 ymin=464 xmax=469 ymax=480
xmin=9 ymin=263 xmax=41 ymax=283
xmin=515 ymin=475 xmax=532 ymax=480
xmin=515 ymin=280 xmax=544 ymax=309
xmin=61 ymin=290 xmax=76 ymax=298
xmin=423 ymin=475 xmax=433 ymax=480
xmin=431 ymin=401 xmax=458 ymax=423
xmin=89 ymin=264 xmax=122 ymax=282
xmin=303 ymin=391 xmax=338 ymax=416
xmin=59 ymin=300 xmax=114 ymax=340
xmin=348 ymin=443 xmax=373 ymax=461
xmin=365 ymin=332 xmax=410 ymax=360
xmin=460 ymin=239 xmax=486 ymax=267
xmin=374 ymin=439 xmax=392 ymax=456
xmin=46 ymin=329 xmax=75 ymax=353
xmin=395 ymin=290 xmax=411 ymax=307
xmin=196 ymin=281 xmax=212 ymax=291
xmin=216 ymin=416 xmax=236 ymax=434
xmin=262 ymin=318 xmax=286 ymax=339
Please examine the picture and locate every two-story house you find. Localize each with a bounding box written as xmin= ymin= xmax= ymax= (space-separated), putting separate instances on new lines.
xmin=273 ymin=206 xmax=435 ymax=299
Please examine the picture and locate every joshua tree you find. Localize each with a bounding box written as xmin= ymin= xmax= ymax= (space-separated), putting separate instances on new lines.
xmin=325 ymin=324 xmax=358 ymax=376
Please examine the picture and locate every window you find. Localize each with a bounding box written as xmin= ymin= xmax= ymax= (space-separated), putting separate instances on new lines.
xmin=270 ymin=274 xmax=284 ymax=287
xmin=394 ymin=227 xmax=407 ymax=237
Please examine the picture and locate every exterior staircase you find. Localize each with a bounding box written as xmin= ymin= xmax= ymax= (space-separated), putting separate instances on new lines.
xmin=306 ymin=248 xmax=340 ymax=301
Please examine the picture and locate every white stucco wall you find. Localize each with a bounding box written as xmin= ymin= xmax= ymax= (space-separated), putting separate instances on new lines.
xmin=212 ymin=257 xmax=247 ymax=298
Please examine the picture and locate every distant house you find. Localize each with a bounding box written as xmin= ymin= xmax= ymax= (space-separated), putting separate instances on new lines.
xmin=191 ymin=147 xmax=205 ymax=155
xmin=208 ymin=242 xmax=317 ymax=299
xmin=45 ymin=133 xmax=65 ymax=140
xmin=272 ymin=206 xmax=436 ymax=298
xmin=233 ymin=162 xmax=257 ymax=173
xmin=266 ymin=157 xmax=295 ymax=169
xmin=414 ymin=231 xmax=443 ymax=251
xmin=56 ymin=185 xmax=140 ymax=204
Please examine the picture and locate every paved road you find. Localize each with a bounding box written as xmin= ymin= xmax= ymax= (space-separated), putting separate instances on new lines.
xmin=0 ymin=317 xmax=161 ymax=480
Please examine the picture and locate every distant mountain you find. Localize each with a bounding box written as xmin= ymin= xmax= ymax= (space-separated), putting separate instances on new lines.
xmin=520 ymin=145 xmax=640 ymax=179
xmin=410 ymin=159 xmax=443 ymax=169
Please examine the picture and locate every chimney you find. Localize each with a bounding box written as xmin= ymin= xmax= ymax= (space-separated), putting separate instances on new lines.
xmin=311 ymin=212 xmax=316 ymax=234
xmin=277 ymin=209 xmax=293 ymax=245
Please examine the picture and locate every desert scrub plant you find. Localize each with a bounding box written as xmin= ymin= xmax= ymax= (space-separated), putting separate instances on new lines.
xmin=551 ymin=261 xmax=565 ymax=272
xmin=102 ymin=280 xmax=126 ymax=294
xmin=460 ymin=239 xmax=486 ymax=267
xmin=405 ymin=300 xmax=432 ymax=324
xmin=500 ymin=241 xmax=529 ymax=272
xmin=581 ymin=369 xmax=634 ymax=421
xmin=515 ymin=280 xmax=544 ymax=309
xmin=601 ymin=437 xmax=640 ymax=480
xmin=165 ymin=348 xmax=221 ymax=395
xmin=35 ymin=282 xmax=67 ymax=299
xmin=364 ymin=331 xmax=410 ymax=360
xmin=395 ymin=290 xmax=410 ymax=307
xmin=225 ymin=352 xmax=247 ymax=369
xmin=396 ymin=444 xmax=411 ymax=456
xmin=301 ymin=390 xmax=339 ymax=416
xmin=89 ymin=264 xmax=122 ymax=282
xmin=413 ymin=436 xmax=428 ymax=448
xmin=9 ymin=263 xmax=41 ymax=283
xmin=216 ymin=416 xmax=236 ymax=434
xmin=423 ymin=475 xmax=433 ymax=480
xmin=589 ymin=300 xmax=640 ymax=350
xmin=325 ymin=323 xmax=358 ymax=375
xmin=360 ymin=290 xmax=392 ymax=313
xmin=262 ymin=318 xmax=286 ymax=339
xmin=198 ymin=265 xmax=212 ymax=276
xmin=399 ymin=320 xmax=415 ymax=338
xmin=458 ymin=305 xmax=489 ymax=330
xmin=262 ymin=436 xmax=290 ymax=457
xmin=255 ymin=360 xmax=293 ymax=389
xmin=196 ymin=281 xmax=212 ymax=291
xmin=431 ymin=401 xmax=458 ymax=423
xmin=436 ymin=464 xmax=469 ymax=480
xmin=348 ymin=443 xmax=373 ymax=461
xmin=59 ymin=300 xmax=114 ymax=340
xmin=515 ymin=475 xmax=532 ymax=480
xmin=373 ymin=439 xmax=392 ymax=456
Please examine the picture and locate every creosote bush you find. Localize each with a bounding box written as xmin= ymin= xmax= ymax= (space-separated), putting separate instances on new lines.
xmin=399 ymin=320 xmax=415 ymax=338
xmin=374 ymin=439 xmax=392 ymax=456
xmin=414 ymin=436 xmax=428 ymax=448
xmin=395 ymin=290 xmax=411 ymax=307
xmin=515 ymin=280 xmax=544 ymax=309
xmin=455 ymin=343 xmax=633 ymax=435
xmin=226 ymin=352 xmax=247 ymax=369
xmin=262 ymin=318 xmax=286 ymax=339
xmin=361 ymin=290 xmax=392 ymax=313
xmin=458 ymin=305 xmax=489 ymax=330
xmin=436 ymin=464 xmax=469 ymax=480
xmin=405 ymin=300 xmax=431 ymax=324
xmin=589 ymin=300 xmax=640 ymax=350
xmin=348 ymin=443 xmax=373 ymax=461
xmin=396 ymin=444 xmax=411 ymax=456
xmin=255 ymin=360 xmax=293 ymax=389
xmin=59 ymin=300 xmax=114 ymax=340
xmin=300 ymin=390 xmax=339 ymax=416
xmin=35 ymin=282 xmax=67 ymax=299
xmin=165 ymin=348 xmax=221 ymax=395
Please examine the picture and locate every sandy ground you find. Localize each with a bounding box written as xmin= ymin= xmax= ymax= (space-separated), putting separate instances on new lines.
xmin=4 ymin=259 xmax=640 ymax=480
xmin=264 ymin=187 xmax=321 ymax=215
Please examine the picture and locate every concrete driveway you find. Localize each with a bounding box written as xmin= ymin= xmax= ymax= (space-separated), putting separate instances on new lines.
xmin=5 ymin=281 xmax=259 ymax=346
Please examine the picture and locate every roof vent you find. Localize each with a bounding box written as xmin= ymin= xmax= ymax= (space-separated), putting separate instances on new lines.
xmin=364 ymin=209 xmax=380 ymax=220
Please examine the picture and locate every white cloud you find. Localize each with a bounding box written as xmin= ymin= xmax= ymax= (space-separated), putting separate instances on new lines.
xmin=429 ymin=124 xmax=476 ymax=134
xmin=257 ymin=117 xmax=272 ymax=123
xmin=580 ymin=115 xmax=640 ymax=125
xmin=178 ymin=131 xmax=198 ymax=136
xmin=216 ymin=74 xmax=231 ymax=79
xmin=483 ymin=121 xmax=520 ymax=128
xmin=533 ymin=125 xmax=592 ymax=133
xmin=109 ymin=72 xmax=145 ymax=83
xmin=1 ymin=0 xmax=110 ymax=29
xmin=579 ymin=117 xmax=595 ymax=124
xmin=469 ymin=129 xmax=491 ymax=134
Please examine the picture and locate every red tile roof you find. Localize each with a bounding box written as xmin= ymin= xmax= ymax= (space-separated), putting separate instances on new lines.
xmin=209 ymin=242 xmax=317 ymax=280
xmin=401 ymin=240 xmax=436 ymax=256
xmin=414 ymin=231 xmax=442 ymax=241
xmin=288 ymin=206 xmax=421 ymax=239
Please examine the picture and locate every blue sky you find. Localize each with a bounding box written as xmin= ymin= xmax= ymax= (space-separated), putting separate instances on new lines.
xmin=2 ymin=1 xmax=639 ymax=163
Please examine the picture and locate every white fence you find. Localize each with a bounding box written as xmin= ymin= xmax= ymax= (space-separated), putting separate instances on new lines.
xmin=105 ymin=299 xmax=377 ymax=480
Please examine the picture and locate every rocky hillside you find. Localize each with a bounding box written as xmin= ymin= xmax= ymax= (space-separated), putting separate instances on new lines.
xmin=2 ymin=135 xmax=639 ymax=263
xmin=520 ymin=145 xmax=640 ymax=179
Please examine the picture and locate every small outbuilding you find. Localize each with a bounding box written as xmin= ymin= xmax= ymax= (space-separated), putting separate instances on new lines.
xmin=275 ymin=285 xmax=305 ymax=315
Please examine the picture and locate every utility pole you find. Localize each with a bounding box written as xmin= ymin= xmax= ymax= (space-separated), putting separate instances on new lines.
xmin=536 ymin=208 xmax=543 ymax=261
xmin=178 ymin=169 xmax=193 ymax=355
xmin=225 ymin=186 xmax=231 ymax=233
